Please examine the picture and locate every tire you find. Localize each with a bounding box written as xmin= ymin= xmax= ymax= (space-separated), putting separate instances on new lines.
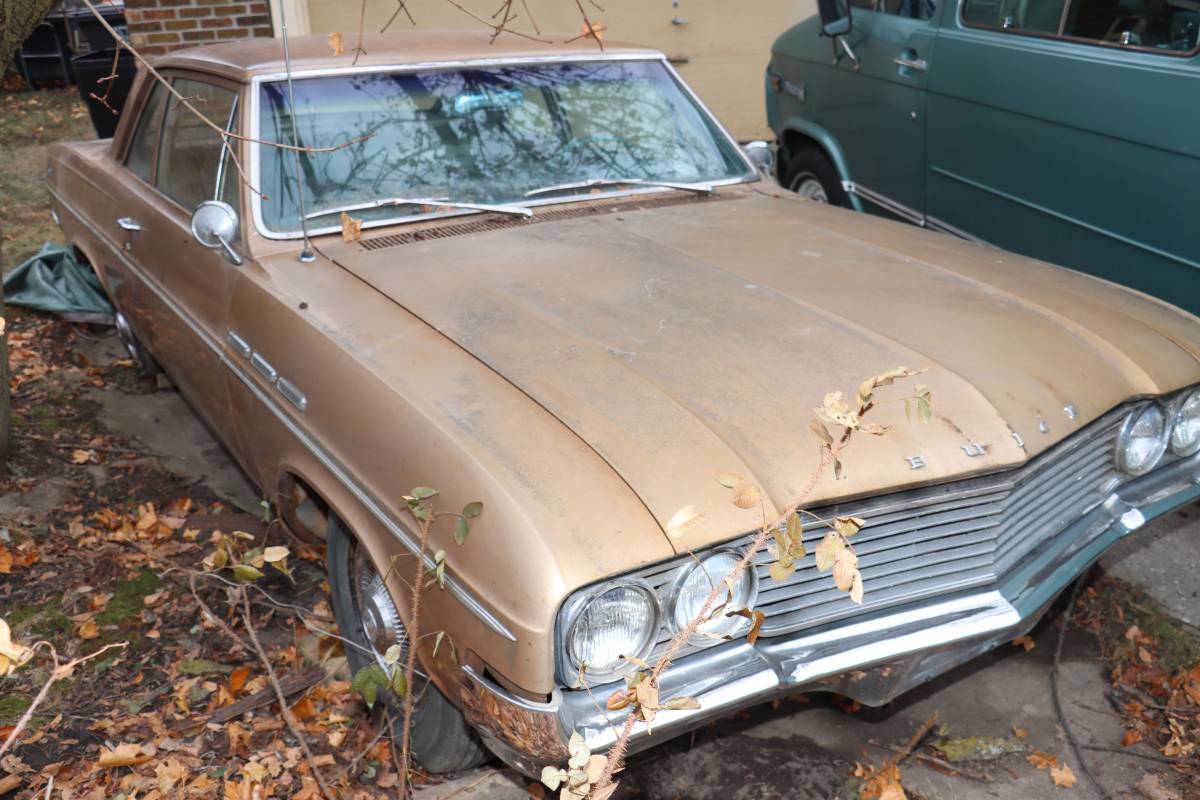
xmin=783 ymin=148 xmax=850 ymax=207
xmin=326 ymin=515 xmax=489 ymax=774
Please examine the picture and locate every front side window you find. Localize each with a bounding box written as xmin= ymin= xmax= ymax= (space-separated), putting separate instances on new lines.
xmin=126 ymin=82 xmax=168 ymax=183
xmin=256 ymin=60 xmax=753 ymax=235
xmin=962 ymin=0 xmax=1199 ymax=52
xmin=851 ymin=0 xmax=938 ymax=20
xmin=156 ymin=78 xmax=239 ymax=211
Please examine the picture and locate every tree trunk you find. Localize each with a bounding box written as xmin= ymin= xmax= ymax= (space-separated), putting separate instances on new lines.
xmin=1 ymin=0 xmax=57 ymax=73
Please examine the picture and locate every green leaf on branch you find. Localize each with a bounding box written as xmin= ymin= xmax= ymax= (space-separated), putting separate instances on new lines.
xmin=232 ymin=564 xmax=263 ymax=583
xmin=351 ymin=663 xmax=389 ymax=708
xmin=462 ymin=501 xmax=483 ymax=519
xmin=454 ymin=516 xmax=470 ymax=546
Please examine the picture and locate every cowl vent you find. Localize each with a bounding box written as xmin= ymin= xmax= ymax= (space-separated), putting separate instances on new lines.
xmin=357 ymin=192 xmax=739 ymax=252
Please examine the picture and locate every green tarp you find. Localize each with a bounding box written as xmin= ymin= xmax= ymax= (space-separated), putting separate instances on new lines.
xmin=4 ymin=243 xmax=114 ymax=324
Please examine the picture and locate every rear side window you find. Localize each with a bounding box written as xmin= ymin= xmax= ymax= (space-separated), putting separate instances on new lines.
xmin=155 ymin=78 xmax=238 ymax=211
xmin=126 ymin=82 xmax=168 ymax=183
xmin=962 ymin=0 xmax=1199 ymax=53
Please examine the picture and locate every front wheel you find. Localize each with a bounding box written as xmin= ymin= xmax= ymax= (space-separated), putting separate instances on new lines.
xmin=783 ymin=149 xmax=850 ymax=207
xmin=326 ymin=516 xmax=488 ymax=773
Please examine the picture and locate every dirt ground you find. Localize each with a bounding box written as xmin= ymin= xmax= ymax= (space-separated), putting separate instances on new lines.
xmin=1 ymin=85 xmax=1199 ymax=800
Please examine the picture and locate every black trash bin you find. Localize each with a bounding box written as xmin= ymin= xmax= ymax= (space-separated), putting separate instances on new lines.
xmin=72 ymin=48 xmax=136 ymax=139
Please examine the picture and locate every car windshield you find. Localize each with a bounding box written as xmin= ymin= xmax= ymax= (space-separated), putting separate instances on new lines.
xmin=255 ymin=60 xmax=753 ymax=235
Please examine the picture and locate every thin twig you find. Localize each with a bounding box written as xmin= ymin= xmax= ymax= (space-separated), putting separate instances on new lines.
xmin=380 ymin=0 xmax=415 ymax=32
xmin=869 ymin=742 xmax=993 ymax=783
xmin=896 ymin=710 xmax=939 ymax=763
xmin=1052 ymin=575 xmax=1112 ymax=800
xmin=189 ymin=572 xmax=250 ymax=651
xmin=397 ymin=507 xmax=435 ymax=796
xmin=352 ymin=0 xmax=368 ymax=65
xmin=241 ymin=588 xmax=335 ymax=800
xmin=0 ymin=641 xmax=128 ymax=758
xmin=1077 ymin=743 xmax=1200 ymax=767
xmin=441 ymin=0 xmax=552 ymax=42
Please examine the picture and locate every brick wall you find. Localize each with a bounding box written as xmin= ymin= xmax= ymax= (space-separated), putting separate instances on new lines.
xmin=124 ymin=0 xmax=273 ymax=56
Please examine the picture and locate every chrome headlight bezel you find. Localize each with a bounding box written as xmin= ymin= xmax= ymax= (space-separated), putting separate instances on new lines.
xmin=667 ymin=549 xmax=759 ymax=641
xmin=1116 ymin=402 xmax=1169 ymax=476
xmin=1169 ymin=388 xmax=1200 ymax=457
xmin=560 ymin=579 xmax=660 ymax=685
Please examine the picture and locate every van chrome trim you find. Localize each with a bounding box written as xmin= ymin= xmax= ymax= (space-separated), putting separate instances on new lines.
xmin=49 ymin=185 xmax=518 ymax=643
xmin=842 ymin=180 xmax=992 ymax=247
xmin=247 ymin=54 xmax=758 ymax=242
xmin=930 ymin=166 xmax=1200 ymax=272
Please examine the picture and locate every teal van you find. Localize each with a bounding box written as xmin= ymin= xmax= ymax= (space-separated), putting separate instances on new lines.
xmin=765 ymin=0 xmax=1200 ymax=314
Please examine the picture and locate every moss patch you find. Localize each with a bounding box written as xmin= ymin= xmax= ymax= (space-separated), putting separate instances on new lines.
xmin=95 ymin=568 xmax=163 ymax=627
xmin=0 ymin=694 xmax=32 ymax=725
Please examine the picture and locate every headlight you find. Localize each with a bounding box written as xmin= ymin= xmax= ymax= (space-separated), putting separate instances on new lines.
xmin=1117 ymin=403 xmax=1168 ymax=475
xmin=669 ymin=550 xmax=758 ymax=639
xmin=1170 ymin=389 xmax=1200 ymax=456
xmin=565 ymin=583 xmax=657 ymax=680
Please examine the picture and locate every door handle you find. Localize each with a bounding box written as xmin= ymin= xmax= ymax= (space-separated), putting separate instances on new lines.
xmin=894 ymin=56 xmax=929 ymax=72
xmin=116 ymin=217 xmax=142 ymax=232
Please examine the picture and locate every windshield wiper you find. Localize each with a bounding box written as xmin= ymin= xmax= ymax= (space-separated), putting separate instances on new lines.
xmin=524 ymin=178 xmax=715 ymax=198
xmin=305 ymin=196 xmax=533 ymax=222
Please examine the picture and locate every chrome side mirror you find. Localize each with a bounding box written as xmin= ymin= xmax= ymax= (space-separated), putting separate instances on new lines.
xmin=817 ymin=0 xmax=853 ymax=37
xmin=190 ymin=200 xmax=243 ymax=266
xmin=742 ymin=141 xmax=775 ymax=174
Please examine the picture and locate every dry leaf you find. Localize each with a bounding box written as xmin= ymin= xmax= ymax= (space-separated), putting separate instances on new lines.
xmin=814 ymin=532 xmax=843 ymax=572
xmin=98 ymin=742 xmax=155 ymax=767
xmin=729 ymin=481 xmax=761 ymax=510
xmin=340 ymin=212 xmax=363 ymax=242
xmin=0 ymin=620 xmax=32 ymax=677
xmin=1122 ymin=728 xmax=1144 ymax=747
xmin=229 ymin=665 xmax=251 ymax=695
xmin=1134 ymin=772 xmax=1181 ymax=800
xmin=1012 ymin=726 xmax=1029 ymax=739
xmin=665 ymin=505 xmax=701 ymax=539
xmin=1012 ymin=635 xmax=1036 ymax=652
xmin=77 ymin=620 xmax=99 ymax=640
xmin=1027 ymin=750 xmax=1058 ymax=770
xmin=328 ymin=32 xmax=344 ymax=55
xmin=832 ymin=548 xmax=858 ymax=591
xmin=1050 ymin=762 xmax=1077 ymax=788
xmin=849 ymin=570 xmax=864 ymax=604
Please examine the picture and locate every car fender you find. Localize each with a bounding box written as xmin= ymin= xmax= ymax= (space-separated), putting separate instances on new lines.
xmin=776 ymin=116 xmax=865 ymax=212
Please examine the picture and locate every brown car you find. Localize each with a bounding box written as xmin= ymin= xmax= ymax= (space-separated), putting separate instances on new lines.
xmin=48 ymin=31 xmax=1200 ymax=775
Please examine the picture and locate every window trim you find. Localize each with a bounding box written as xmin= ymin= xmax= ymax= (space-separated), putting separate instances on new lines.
xmin=957 ymin=0 xmax=1200 ymax=58
xmin=148 ymin=73 xmax=244 ymax=218
xmin=123 ymin=78 xmax=170 ymax=186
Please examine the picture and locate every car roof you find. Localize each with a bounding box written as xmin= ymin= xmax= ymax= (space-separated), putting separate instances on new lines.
xmin=151 ymin=30 xmax=663 ymax=81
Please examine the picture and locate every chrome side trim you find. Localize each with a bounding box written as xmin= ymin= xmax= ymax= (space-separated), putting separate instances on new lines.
xmin=226 ymin=330 xmax=252 ymax=359
xmin=277 ymin=377 xmax=308 ymax=412
xmin=842 ymin=181 xmax=994 ymax=248
xmin=250 ymin=351 xmax=278 ymax=382
xmin=247 ymin=55 xmax=758 ymax=241
xmin=841 ymin=181 xmax=924 ymax=226
xmin=50 ymin=186 xmax=518 ymax=643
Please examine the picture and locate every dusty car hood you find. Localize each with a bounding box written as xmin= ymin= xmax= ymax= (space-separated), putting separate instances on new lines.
xmin=318 ymin=188 xmax=1200 ymax=553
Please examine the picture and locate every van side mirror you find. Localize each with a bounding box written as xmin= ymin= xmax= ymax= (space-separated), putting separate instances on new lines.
xmin=817 ymin=0 xmax=853 ymax=37
xmin=191 ymin=200 xmax=243 ymax=266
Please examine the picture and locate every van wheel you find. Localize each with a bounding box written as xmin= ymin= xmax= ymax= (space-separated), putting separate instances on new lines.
xmin=783 ymin=149 xmax=849 ymax=207
xmin=327 ymin=515 xmax=489 ymax=773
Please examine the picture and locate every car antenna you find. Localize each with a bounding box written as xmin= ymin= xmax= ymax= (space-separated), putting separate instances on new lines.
xmin=278 ymin=0 xmax=315 ymax=263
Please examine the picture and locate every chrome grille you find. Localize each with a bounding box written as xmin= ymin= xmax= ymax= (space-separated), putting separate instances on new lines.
xmin=636 ymin=406 xmax=1129 ymax=658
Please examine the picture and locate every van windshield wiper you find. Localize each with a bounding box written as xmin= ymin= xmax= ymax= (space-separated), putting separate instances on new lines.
xmin=305 ymin=196 xmax=533 ymax=222
xmin=524 ymin=178 xmax=715 ymax=198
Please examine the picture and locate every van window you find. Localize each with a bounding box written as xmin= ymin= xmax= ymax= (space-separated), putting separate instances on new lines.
xmin=962 ymin=0 xmax=1066 ymax=33
xmin=155 ymin=78 xmax=238 ymax=211
xmin=1063 ymin=0 xmax=1199 ymax=51
xmin=963 ymin=0 xmax=1199 ymax=52
xmin=126 ymin=82 xmax=168 ymax=183
xmin=853 ymin=0 xmax=937 ymax=19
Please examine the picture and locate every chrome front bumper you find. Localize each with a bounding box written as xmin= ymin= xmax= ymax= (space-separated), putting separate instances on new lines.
xmin=459 ymin=452 xmax=1200 ymax=776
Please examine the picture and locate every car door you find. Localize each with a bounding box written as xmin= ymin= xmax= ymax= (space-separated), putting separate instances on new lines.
xmin=823 ymin=0 xmax=940 ymax=217
xmin=926 ymin=0 xmax=1200 ymax=309
xmin=119 ymin=73 xmax=244 ymax=450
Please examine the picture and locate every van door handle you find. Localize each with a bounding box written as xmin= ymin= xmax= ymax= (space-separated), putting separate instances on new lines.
xmin=894 ymin=56 xmax=929 ymax=72
xmin=116 ymin=217 xmax=142 ymax=232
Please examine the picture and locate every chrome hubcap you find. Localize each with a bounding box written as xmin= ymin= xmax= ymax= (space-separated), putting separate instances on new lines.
xmin=114 ymin=312 xmax=140 ymax=361
xmin=352 ymin=544 xmax=407 ymax=664
xmin=790 ymin=174 xmax=829 ymax=203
